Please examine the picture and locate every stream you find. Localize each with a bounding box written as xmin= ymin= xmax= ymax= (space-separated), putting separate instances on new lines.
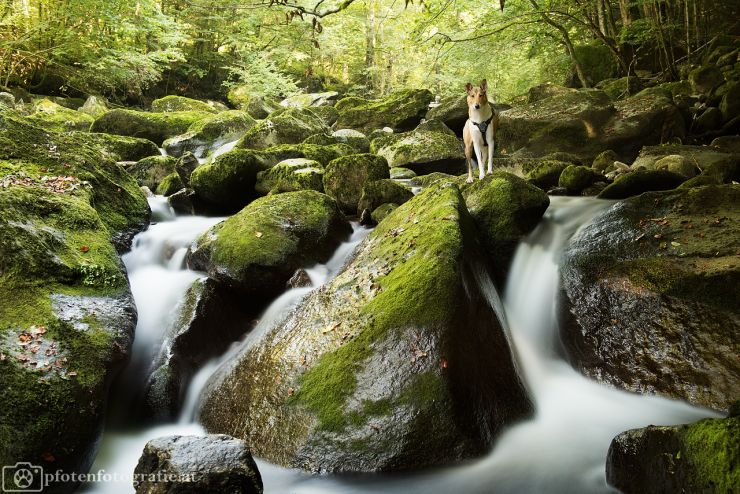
xmin=80 ymin=179 xmax=716 ymax=493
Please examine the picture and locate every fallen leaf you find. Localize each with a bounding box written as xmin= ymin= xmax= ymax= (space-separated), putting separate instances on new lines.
xmin=671 ymin=241 xmax=681 ymax=247
xmin=80 ymin=245 xmax=90 ymax=253
xmin=322 ymin=322 xmax=341 ymax=334
xmin=287 ymin=387 xmax=294 ymax=396
xmin=255 ymin=231 xmax=263 ymax=238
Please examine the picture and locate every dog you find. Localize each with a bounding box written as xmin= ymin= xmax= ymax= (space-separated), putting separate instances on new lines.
xmin=463 ymin=80 xmax=499 ymax=183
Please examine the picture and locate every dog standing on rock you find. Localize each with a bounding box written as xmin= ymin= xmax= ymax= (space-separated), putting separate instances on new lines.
xmin=463 ymin=79 xmax=499 ymax=183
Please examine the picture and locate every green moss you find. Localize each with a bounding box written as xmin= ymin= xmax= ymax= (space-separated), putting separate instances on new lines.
xmin=190 ymin=148 xmax=268 ymax=210
xmin=156 ymin=172 xmax=184 ymax=196
xmin=90 ymin=109 xmax=211 ymax=145
xmin=24 ymin=100 xmax=95 ymax=132
xmin=390 ymin=167 xmax=416 ymax=179
xmin=335 ymin=89 xmax=433 ymax=133
xmin=678 ymin=174 xmax=724 ymax=189
xmin=370 ymin=129 xmax=464 ymax=169
xmin=558 ymin=165 xmax=598 ymax=193
xmin=323 ymin=153 xmax=390 ymax=213
xmin=679 ymin=417 xmax=739 ymax=492
xmin=598 ymin=169 xmax=686 ymax=199
xmin=370 ymin=203 xmax=398 ymax=223
xmin=128 ymin=155 xmax=176 ymax=190
xmin=357 ymin=178 xmax=413 ymax=215
xmin=237 ymin=108 xmax=329 ymax=149
xmin=526 ymin=160 xmax=572 ymax=190
xmin=256 ymin=143 xmax=354 ymax=167
xmin=151 ymin=95 xmax=219 ymax=113
xmin=255 ymin=158 xmax=324 ymax=195
xmin=185 ymin=110 xmax=255 ymax=141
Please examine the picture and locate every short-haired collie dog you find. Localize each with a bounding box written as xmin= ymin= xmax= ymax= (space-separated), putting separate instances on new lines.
xmin=463 ymin=80 xmax=500 ymax=183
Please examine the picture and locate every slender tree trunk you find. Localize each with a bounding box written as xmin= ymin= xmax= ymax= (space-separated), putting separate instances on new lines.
xmin=365 ymin=0 xmax=376 ymax=91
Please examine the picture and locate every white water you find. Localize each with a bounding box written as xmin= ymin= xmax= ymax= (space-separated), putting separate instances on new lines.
xmin=80 ymin=195 xmax=717 ymax=493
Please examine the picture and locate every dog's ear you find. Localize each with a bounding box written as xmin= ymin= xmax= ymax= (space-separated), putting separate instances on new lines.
xmin=465 ymin=82 xmax=473 ymax=94
xmin=480 ymin=79 xmax=488 ymax=92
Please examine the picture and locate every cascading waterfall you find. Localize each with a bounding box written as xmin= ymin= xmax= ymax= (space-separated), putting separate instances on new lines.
xmin=81 ymin=193 xmax=717 ymax=493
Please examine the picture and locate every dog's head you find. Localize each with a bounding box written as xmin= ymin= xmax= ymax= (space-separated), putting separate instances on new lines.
xmin=465 ymin=80 xmax=489 ymax=110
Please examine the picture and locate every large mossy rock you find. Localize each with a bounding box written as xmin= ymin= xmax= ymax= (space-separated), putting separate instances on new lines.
xmin=255 ymin=158 xmax=324 ymax=195
xmin=78 ymin=95 xmax=108 ymax=119
xmin=334 ymin=89 xmax=433 ymax=134
xmin=561 ymin=185 xmax=740 ymax=411
xmin=598 ymin=169 xmax=686 ymax=199
xmin=25 ymin=99 xmax=94 ymax=132
xmin=632 ymin=144 xmax=738 ymax=179
xmin=80 ymin=133 xmax=160 ymax=162
xmin=151 ymin=95 xmax=220 ymax=114
xmin=162 ymin=110 xmax=256 ymax=158
xmin=127 ymin=155 xmax=177 ymax=191
xmin=237 ymin=108 xmax=329 ymax=150
xmin=425 ymin=95 xmax=469 ymax=135
xmin=199 ymin=183 xmax=532 ymax=473
xmin=0 ymin=185 xmax=136 ymax=488
xmin=256 ymin=143 xmax=354 ymax=167
xmin=190 ymin=149 xmax=270 ymax=212
xmin=461 ymin=172 xmax=549 ymax=281
xmin=370 ymin=129 xmax=465 ymax=174
xmin=188 ymin=190 xmax=351 ymax=299
xmin=558 ymin=164 xmax=601 ymax=193
xmin=606 ymin=415 xmax=739 ymax=493
xmin=280 ymin=91 xmax=339 ymax=108
xmin=323 ymin=153 xmax=390 ymax=213
xmin=90 ymin=109 xmax=211 ymax=145
xmin=356 ymin=178 xmax=413 ymax=215
xmin=498 ymin=88 xmax=685 ymax=162
xmin=134 ymin=435 xmax=263 ymax=494
xmin=0 ymin=113 xmax=149 ymax=247
xmin=526 ymin=160 xmax=573 ymax=190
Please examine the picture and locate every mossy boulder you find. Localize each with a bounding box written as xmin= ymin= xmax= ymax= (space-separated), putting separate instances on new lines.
xmin=331 ymin=129 xmax=370 ymax=152
xmin=237 ymin=108 xmax=329 ymax=150
xmin=255 ymin=158 xmax=324 ymax=195
xmin=461 ymin=172 xmax=549 ymax=281
xmin=90 ymin=109 xmax=211 ymax=145
xmin=694 ymin=107 xmax=723 ymax=132
xmin=323 ymin=154 xmax=390 ymax=213
xmin=425 ymin=95 xmax=469 ymax=135
xmin=416 ymin=171 xmax=460 ymax=187
xmin=78 ymin=95 xmax=108 ymax=118
xmin=558 ymin=165 xmax=600 ymax=193
xmin=280 ymin=91 xmax=339 ymax=108
xmin=25 ymin=99 xmax=95 ymax=132
xmin=370 ymin=129 xmax=465 ymax=174
xmin=74 ymin=132 xmax=159 ymax=162
xmin=592 ymin=149 xmax=619 ymax=173
xmin=598 ymin=169 xmax=686 ymax=199
xmin=631 ymin=144 xmax=738 ymax=180
xmin=156 ymin=173 xmax=184 ymax=196
xmin=606 ymin=416 xmax=739 ymax=493
xmin=356 ymin=178 xmax=413 ymax=215
xmin=0 ymin=114 xmax=149 ymax=248
xmin=0 ymin=185 xmax=136 ymax=484
xmin=334 ymin=89 xmax=433 ymax=134
xmin=526 ymin=160 xmax=572 ymax=190
xmin=653 ymin=154 xmax=698 ymax=179
xmin=390 ymin=167 xmax=416 ymax=179
xmin=256 ymin=143 xmax=354 ymax=167
xmin=719 ymin=81 xmax=740 ymax=122
xmin=188 ymin=190 xmax=351 ymax=299
xmin=370 ymin=202 xmax=398 ymax=223
xmin=309 ymin=105 xmax=340 ymax=126
xmin=561 ymin=185 xmax=740 ymax=410
xmin=162 ymin=110 xmax=256 ymax=158
xmin=415 ymin=119 xmax=456 ymax=136
xmin=127 ymin=155 xmax=177 ymax=191
xmin=527 ymin=83 xmax=578 ymax=103
xmin=199 ymin=183 xmax=532 ymax=473
xmin=247 ymin=96 xmax=281 ymax=119
xmin=689 ymin=66 xmax=724 ymax=94
xmin=151 ymin=95 xmax=220 ymax=114
xmin=190 ymin=149 xmax=270 ymax=212
xmin=598 ymin=77 xmax=643 ymax=100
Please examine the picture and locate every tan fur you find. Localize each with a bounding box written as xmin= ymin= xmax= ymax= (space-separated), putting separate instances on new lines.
xmin=463 ymin=79 xmax=499 ymax=182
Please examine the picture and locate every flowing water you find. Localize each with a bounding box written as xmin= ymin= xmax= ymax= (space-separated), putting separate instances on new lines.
xmin=81 ymin=194 xmax=717 ymax=493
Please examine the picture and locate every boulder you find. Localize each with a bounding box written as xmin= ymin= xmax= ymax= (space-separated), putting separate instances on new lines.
xmin=370 ymin=202 xmax=398 ymax=223
xmin=526 ymin=83 xmax=578 ymax=103
xmin=25 ymin=99 xmax=94 ymax=132
xmin=151 ymin=95 xmax=220 ymax=114
xmin=558 ymin=165 xmax=601 ymax=193
xmin=356 ymin=178 xmax=413 ymax=216
xmin=370 ymin=129 xmax=465 ymax=174
xmin=598 ymin=169 xmax=686 ymax=199
xmin=255 ymin=158 xmax=324 ymax=195
xmin=598 ymin=77 xmax=643 ymax=100
xmin=0 ymin=91 xmax=16 ymax=108
xmin=592 ymin=149 xmax=619 ymax=173
xmin=256 ymin=143 xmax=354 ymax=167
xmin=77 ymin=95 xmax=108 ymax=118
xmin=162 ymin=111 xmax=256 ymax=158
xmin=631 ymin=144 xmax=738 ymax=181
xmin=90 ymin=109 xmax=211 ymax=145
xmin=526 ymin=160 xmax=573 ymax=190
xmin=156 ymin=173 xmax=184 ymax=196
xmin=653 ymin=154 xmax=698 ymax=179
xmin=719 ymin=81 xmax=740 ymax=122
xmin=711 ymin=135 xmax=740 ymax=154
xmin=127 ymin=155 xmax=177 ymax=191
xmin=694 ymin=106 xmax=723 ymax=132
xmin=174 ymin=153 xmax=199 ymax=187
xmin=323 ymin=154 xmax=390 ymax=213
xmin=280 ymin=91 xmax=339 ymax=108
xmin=134 ymin=435 xmax=262 ymax=494
xmin=425 ymin=95 xmax=469 ymax=135
xmin=237 ymin=108 xmax=329 ymax=150
xmin=310 ymin=105 xmax=340 ymax=126
xmin=689 ymin=66 xmax=724 ymax=94
xmin=390 ymin=167 xmax=416 ymax=179
xmin=77 ymin=133 xmax=160 ymax=162
xmin=190 ymin=149 xmax=269 ymax=212
xmin=334 ymin=89 xmax=434 ymax=133
xmin=187 ymin=190 xmax=351 ymax=298
xmin=331 ymin=129 xmax=370 ymax=152
xmin=606 ymin=416 xmax=739 ymax=494
xmin=561 ymin=185 xmax=740 ymax=410
xmin=415 ymin=119 xmax=456 ymax=136
xmin=198 ymin=183 xmax=532 ymax=473
xmin=461 ymin=172 xmax=550 ymax=281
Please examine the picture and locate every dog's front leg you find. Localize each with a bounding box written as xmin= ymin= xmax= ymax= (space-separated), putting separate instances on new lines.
xmin=473 ymin=142 xmax=485 ymax=180
xmin=486 ymin=128 xmax=495 ymax=175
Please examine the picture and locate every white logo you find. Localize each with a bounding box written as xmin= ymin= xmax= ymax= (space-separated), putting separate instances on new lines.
xmin=2 ymin=462 xmax=44 ymax=492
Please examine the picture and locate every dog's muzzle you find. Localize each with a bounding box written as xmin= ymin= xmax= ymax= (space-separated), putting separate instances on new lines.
xmin=474 ymin=104 xmax=480 ymax=109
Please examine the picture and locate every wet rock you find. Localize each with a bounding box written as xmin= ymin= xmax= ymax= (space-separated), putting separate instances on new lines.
xmin=561 ymin=185 xmax=740 ymax=410
xmin=356 ymin=178 xmax=413 ymax=216
xmin=90 ymin=109 xmax=211 ymax=145
xmin=598 ymin=169 xmax=686 ymax=199
xmin=323 ymin=153 xmax=390 ymax=214
xmin=334 ymin=89 xmax=433 ymax=134
xmin=134 ymin=435 xmax=262 ymax=494
xmin=592 ymin=150 xmax=619 ymax=173
xmin=359 ymin=207 xmax=373 ymax=226
xmin=255 ymin=158 xmax=324 ymax=195
xmin=190 ymin=149 xmax=269 ymax=212
xmin=199 ymin=183 xmax=532 ymax=473
xmin=606 ymin=416 xmax=739 ymax=493
xmin=188 ymin=190 xmax=351 ymax=298
xmin=370 ymin=128 xmax=465 ymax=174
xmin=237 ymin=107 xmax=329 ymax=149
xmin=127 ymin=155 xmax=177 ymax=191
xmin=163 ymin=111 xmax=256 ymax=158
xmin=156 ymin=173 xmax=184 ymax=197
xmin=287 ymin=268 xmax=312 ymax=289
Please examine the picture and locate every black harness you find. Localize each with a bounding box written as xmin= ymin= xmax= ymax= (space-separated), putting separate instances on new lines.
xmin=471 ymin=115 xmax=494 ymax=147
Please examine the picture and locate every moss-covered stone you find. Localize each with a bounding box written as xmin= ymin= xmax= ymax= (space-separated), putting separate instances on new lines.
xmin=307 ymin=105 xmax=340 ymax=127
xmin=416 ymin=171 xmax=460 ymax=187
xmin=653 ymin=154 xmax=698 ymax=179
xmin=719 ymin=81 xmax=740 ymax=122
xmin=606 ymin=416 xmax=739 ymax=493
xmin=678 ymin=174 xmax=724 ymax=189
xmin=151 ymin=95 xmax=220 ymax=113
xmin=526 ymin=160 xmax=572 ymax=190
xmin=527 ymin=83 xmax=578 ymax=103
xmin=370 ymin=129 xmax=464 ymax=174
xmin=127 ymin=155 xmax=177 ymax=191
xmin=331 ymin=129 xmax=370 ymax=152
xmin=558 ymin=165 xmax=600 ymax=193
xmin=598 ymin=77 xmax=643 ymax=100
xmin=0 ymin=113 xmax=149 ymax=247
xmin=598 ymin=169 xmax=687 ymax=199
xmin=190 ymin=148 xmax=269 ymax=212
xmin=187 ymin=190 xmax=351 ymax=298
xmin=415 ymin=119 xmax=456 ymax=136
xmin=237 ymin=108 xmax=329 ymax=150
xmin=78 ymin=95 xmax=108 ymax=118
xmin=689 ymin=66 xmax=724 ymax=94
xmin=90 ymin=109 xmax=211 ymax=145
xmin=370 ymin=202 xmax=398 ymax=223
xmin=255 ymin=158 xmax=324 ymax=195
xmin=199 ymin=183 xmax=531 ymax=473
xmin=24 ymin=99 xmax=95 ymax=132
xmin=334 ymin=89 xmax=433 ymax=133
xmin=162 ymin=110 xmax=256 ymax=157
xmin=462 ymin=171 xmax=549 ymax=281
xmin=356 ymin=178 xmax=413 ymax=215
xmin=79 ymin=133 xmax=159 ymax=162
xmin=592 ymin=149 xmax=619 ymax=173
xmin=425 ymin=95 xmax=468 ymax=135
xmin=280 ymin=91 xmax=339 ymax=108
xmin=156 ymin=173 xmax=184 ymax=196
xmin=256 ymin=143 xmax=354 ymax=167
xmin=390 ymin=167 xmax=416 ymax=179
xmin=323 ymin=153 xmax=390 ymax=213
